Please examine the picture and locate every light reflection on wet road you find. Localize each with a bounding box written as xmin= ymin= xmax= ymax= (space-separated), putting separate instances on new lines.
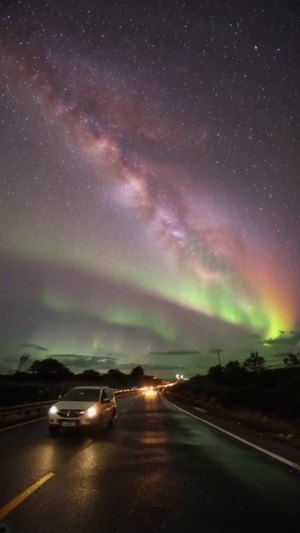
xmin=0 ymin=393 xmax=299 ymax=533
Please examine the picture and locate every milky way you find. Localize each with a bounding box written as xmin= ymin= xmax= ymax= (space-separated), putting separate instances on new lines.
xmin=0 ymin=1 xmax=299 ymax=375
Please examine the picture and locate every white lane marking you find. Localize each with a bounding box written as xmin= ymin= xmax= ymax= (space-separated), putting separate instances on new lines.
xmin=162 ymin=395 xmax=300 ymax=472
xmin=0 ymin=416 xmax=47 ymax=433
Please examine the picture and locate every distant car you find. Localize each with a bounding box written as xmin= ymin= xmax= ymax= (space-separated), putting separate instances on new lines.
xmin=143 ymin=387 xmax=157 ymax=398
xmin=48 ymin=386 xmax=117 ymax=435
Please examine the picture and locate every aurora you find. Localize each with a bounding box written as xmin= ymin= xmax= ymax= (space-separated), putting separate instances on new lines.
xmin=0 ymin=2 xmax=298 ymax=376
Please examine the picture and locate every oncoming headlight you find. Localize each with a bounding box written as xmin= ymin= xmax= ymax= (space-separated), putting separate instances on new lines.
xmin=87 ymin=406 xmax=98 ymax=418
xmin=49 ymin=405 xmax=58 ymax=415
xmin=145 ymin=389 xmax=157 ymax=398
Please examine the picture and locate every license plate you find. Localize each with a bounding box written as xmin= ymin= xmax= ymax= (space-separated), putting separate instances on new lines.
xmin=61 ymin=421 xmax=76 ymax=427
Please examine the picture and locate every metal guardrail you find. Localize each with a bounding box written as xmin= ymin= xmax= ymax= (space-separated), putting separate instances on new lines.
xmin=0 ymin=400 xmax=55 ymax=426
xmin=0 ymin=400 xmax=55 ymax=414
xmin=0 ymin=389 xmax=134 ymax=426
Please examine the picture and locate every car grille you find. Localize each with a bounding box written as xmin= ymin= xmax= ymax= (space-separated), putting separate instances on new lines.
xmin=57 ymin=409 xmax=83 ymax=418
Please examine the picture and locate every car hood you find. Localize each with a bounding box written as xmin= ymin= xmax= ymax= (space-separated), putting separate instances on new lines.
xmin=54 ymin=401 xmax=97 ymax=410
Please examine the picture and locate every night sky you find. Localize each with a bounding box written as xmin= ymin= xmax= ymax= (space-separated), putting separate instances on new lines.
xmin=0 ymin=0 xmax=299 ymax=377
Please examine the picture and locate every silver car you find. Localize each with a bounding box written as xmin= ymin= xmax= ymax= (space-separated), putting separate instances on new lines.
xmin=48 ymin=386 xmax=117 ymax=435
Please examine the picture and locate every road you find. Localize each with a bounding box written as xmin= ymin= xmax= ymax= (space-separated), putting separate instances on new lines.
xmin=0 ymin=392 xmax=299 ymax=533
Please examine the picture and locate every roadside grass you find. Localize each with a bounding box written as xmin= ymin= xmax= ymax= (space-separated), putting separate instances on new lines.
xmin=167 ymin=389 xmax=300 ymax=449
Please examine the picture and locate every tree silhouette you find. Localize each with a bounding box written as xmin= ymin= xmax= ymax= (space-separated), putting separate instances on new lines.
xmin=225 ymin=360 xmax=241 ymax=372
xmin=29 ymin=358 xmax=72 ymax=377
xmin=283 ymin=353 xmax=300 ymax=367
xmin=80 ymin=369 xmax=101 ymax=380
xmin=18 ymin=353 xmax=30 ymax=372
xmin=208 ymin=364 xmax=224 ymax=379
xmin=130 ymin=365 xmax=144 ymax=386
xmin=107 ymin=368 xmax=126 ymax=387
xmin=243 ymin=352 xmax=265 ymax=372
xmin=224 ymin=360 xmax=245 ymax=385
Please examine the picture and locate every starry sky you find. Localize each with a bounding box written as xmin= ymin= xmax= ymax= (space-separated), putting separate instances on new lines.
xmin=0 ymin=0 xmax=299 ymax=377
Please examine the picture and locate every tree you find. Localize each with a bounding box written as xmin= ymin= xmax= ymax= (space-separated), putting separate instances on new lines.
xmin=130 ymin=366 xmax=144 ymax=386
xmin=17 ymin=353 xmax=30 ymax=372
xmin=243 ymin=352 xmax=265 ymax=372
xmin=283 ymin=353 xmax=300 ymax=367
xmin=224 ymin=360 xmax=245 ymax=385
xmin=80 ymin=369 xmax=101 ymax=380
xmin=29 ymin=358 xmax=72 ymax=377
xmin=208 ymin=364 xmax=224 ymax=379
xmin=225 ymin=360 xmax=241 ymax=373
xmin=107 ymin=368 xmax=127 ymax=387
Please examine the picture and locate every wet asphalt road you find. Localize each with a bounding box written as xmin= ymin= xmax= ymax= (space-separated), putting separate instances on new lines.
xmin=0 ymin=393 xmax=299 ymax=533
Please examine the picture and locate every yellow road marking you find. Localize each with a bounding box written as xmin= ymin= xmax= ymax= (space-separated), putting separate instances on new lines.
xmin=0 ymin=472 xmax=55 ymax=521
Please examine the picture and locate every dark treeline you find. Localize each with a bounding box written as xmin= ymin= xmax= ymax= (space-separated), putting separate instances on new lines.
xmin=172 ymin=352 xmax=300 ymax=419
xmin=0 ymin=357 xmax=158 ymax=407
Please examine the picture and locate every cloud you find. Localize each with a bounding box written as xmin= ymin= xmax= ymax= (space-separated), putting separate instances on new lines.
xmin=263 ymin=331 xmax=300 ymax=348
xmin=148 ymin=350 xmax=201 ymax=356
xmin=48 ymin=353 xmax=119 ymax=370
xmin=119 ymin=362 xmax=186 ymax=373
xmin=20 ymin=343 xmax=48 ymax=351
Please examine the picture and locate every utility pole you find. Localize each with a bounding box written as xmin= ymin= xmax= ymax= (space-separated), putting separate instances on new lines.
xmin=217 ymin=349 xmax=223 ymax=366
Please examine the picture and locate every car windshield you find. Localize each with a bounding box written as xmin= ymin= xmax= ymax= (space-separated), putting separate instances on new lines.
xmin=62 ymin=388 xmax=100 ymax=402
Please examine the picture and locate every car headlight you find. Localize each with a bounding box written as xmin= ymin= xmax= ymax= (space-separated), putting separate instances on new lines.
xmin=86 ymin=406 xmax=98 ymax=418
xmin=144 ymin=389 xmax=157 ymax=398
xmin=49 ymin=405 xmax=58 ymax=415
